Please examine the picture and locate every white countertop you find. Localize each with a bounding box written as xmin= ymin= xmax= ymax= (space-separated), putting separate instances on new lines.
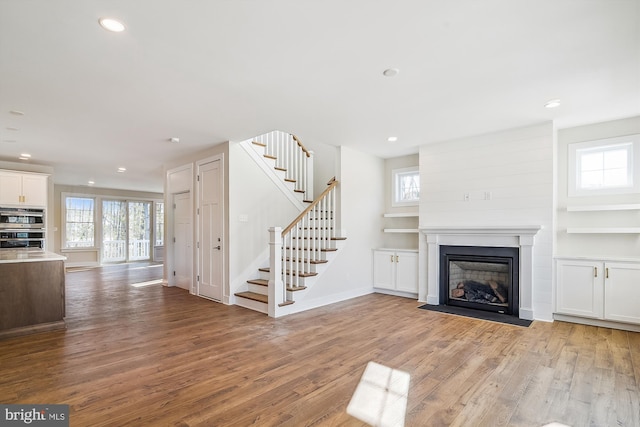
xmin=0 ymin=250 xmax=67 ymax=264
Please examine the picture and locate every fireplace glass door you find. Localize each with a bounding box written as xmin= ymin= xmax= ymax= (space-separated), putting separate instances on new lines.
xmin=440 ymin=246 xmax=519 ymax=316
xmin=448 ymin=260 xmax=509 ymax=309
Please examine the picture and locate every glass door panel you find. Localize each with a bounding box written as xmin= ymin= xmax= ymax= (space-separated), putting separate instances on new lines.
xmin=102 ymin=200 xmax=127 ymax=262
xmin=128 ymin=201 xmax=151 ymax=261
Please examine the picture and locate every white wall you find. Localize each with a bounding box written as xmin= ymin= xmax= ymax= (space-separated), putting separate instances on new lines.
xmin=419 ymin=122 xmax=555 ymax=320
xmin=299 ymin=145 xmax=384 ymax=305
xmin=228 ymin=142 xmax=301 ymax=298
xmin=556 ymin=116 xmax=640 ymax=258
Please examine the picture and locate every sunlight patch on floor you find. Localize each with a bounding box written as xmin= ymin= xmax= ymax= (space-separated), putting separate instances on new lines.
xmin=130 ymin=279 xmax=163 ymax=288
xmin=347 ymin=361 xmax=410 ymax=427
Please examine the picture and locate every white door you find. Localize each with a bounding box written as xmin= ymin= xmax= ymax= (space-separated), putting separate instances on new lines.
xmin=198 ymin=159 xmax=223 ymax=301
xmin=173 ymin=192 xmax=191 ymax=290
xmin=373 ymin=250 xmax=395 ymax=290
xmin=604 ymin=262 xmax=640 ymax=324
xmin=556 ymin=259 xmax=603 ymax=319
xmin=396 ymin=251 xmax=418 ymax=293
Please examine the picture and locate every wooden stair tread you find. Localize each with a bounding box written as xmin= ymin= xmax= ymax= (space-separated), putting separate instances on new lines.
xmin=275 ymin=167 xmax=287 ymax=172
xmin=255 ymin=268 xmax=317 ymax=278
xmin=263 ymin=154 xmax=277 ymax=160
xmin=247 ymin=278 xmax=268 ymax=286
xmin=287 ymin=286 xmax=307 ymax=292
xmin=283 ymin=258 xmax=328 ymax=264
xmin=252 ymin=141 xmax=266 ymax=147
xmin=235 ymin=291 xmax=268 ymax=304
xmin=278 ymin=300 xmax=295 ymax=307
xmin=284 ymin=178 xmax=296 ymax=183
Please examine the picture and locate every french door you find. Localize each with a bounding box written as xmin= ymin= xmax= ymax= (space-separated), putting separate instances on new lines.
xmin=102 ymin=200 xmax=152 ymax=263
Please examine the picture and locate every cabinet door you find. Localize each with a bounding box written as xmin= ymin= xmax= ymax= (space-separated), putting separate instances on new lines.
xmin=373 ymin=250 xmax=395 ymax=290
xmin=604 ymin=263 xmax=640 ymax=324
xmin=556 ymin=259 xmax=604 ymax=319
xmin=21 ymin=174 xmax=47 ymax=207
xmin=395 ymin=251 xmax=418 ymax=293
xmin=0 ymin=171 xmax=22 ymax=205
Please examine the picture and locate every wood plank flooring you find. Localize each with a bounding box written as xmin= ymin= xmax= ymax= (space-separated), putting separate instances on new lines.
xmin=0 ymin=263 xmax=639 ymax=426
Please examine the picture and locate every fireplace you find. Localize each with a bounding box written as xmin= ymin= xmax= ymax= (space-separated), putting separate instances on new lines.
xmin=439 ymin=245 xmax=519 ymax=317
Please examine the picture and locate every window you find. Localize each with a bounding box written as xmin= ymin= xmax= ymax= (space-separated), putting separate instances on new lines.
xmin=392 ymin=167 xmax=420 ymax=206
xmin=64 ymin=196 xmax=95 ymax=248
xmin=568 ymin=134 xmax=639 ymax=197
xmin=155 ymin=201 xmax=164 ymax=246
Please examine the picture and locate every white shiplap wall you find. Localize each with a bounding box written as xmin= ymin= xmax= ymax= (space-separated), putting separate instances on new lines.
xmin=419 ymin=122 xmax=555 ymax=320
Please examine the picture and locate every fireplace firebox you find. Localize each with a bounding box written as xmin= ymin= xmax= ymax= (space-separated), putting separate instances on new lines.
xmin=439 ymin=245 xmax=519 ymax=316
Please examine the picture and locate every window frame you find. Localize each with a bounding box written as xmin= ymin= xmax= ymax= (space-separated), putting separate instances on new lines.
xmin=61 ymin=193 xmax=97 ymax=250
xmin=568 ymin=134 xmax=640 ymax=197
xmin=392 ymin=166 xmax=420 ymax=207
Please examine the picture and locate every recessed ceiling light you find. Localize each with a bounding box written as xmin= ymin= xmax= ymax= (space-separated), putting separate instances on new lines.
xmin=9 ymin=110 xmax=25 ymax=116
xmin=88 ymin=181 xmax=95 ymax=185
xmin=169 ymin=137 xmax=180 ymax=143
xmin=117 ymin=167 xmax=126 ymax=173
xmin=19 ymin=153 xmax=31 ymax=160
xmin=383 ymin=68 xmax=400 ymax=77
xmin=545 ymin=99 xmax=561 ymax=109
xmin=99 ymin=18 xmax=126 ymax=33
xmin=387 ymin=136 xmax=398 ymax=142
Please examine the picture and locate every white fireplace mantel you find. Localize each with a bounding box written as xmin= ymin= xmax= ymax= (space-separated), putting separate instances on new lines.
xmin=419 ymin=225 xmax=542 ymax=320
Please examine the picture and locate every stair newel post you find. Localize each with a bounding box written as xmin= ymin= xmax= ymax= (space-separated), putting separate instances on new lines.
xmin=268 ymin=226 xmax=285 ymax=317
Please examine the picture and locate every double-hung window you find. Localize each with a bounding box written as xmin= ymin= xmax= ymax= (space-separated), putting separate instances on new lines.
xmin=64 ymin=196 xmax=96 ymax=248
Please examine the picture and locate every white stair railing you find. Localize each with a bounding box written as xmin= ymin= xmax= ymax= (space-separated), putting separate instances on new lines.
xmin=253 ymin=131 xmax=314 ymax=200
xmin=268 ymin=178 xmax=338 ymax=317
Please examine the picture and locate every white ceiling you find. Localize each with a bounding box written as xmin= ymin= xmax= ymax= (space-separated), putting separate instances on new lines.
xmin=1 ymin=1 xmax=638 ymax=193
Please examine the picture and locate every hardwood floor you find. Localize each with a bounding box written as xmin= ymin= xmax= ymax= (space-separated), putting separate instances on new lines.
xmin=1 ymin=263 xmax=639 ymax=426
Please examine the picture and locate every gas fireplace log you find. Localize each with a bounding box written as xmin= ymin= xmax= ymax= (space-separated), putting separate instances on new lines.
xmin=488 ymin=280 xmax=508 ymax=303
xmin=451 ymin=288 xmax=465 ymax=298
xmin=461 ymin=280 xmax=500 ymax=304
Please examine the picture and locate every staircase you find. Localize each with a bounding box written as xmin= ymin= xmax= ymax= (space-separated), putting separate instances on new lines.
xmin=234 ymin=132 xmax=346 ymax=317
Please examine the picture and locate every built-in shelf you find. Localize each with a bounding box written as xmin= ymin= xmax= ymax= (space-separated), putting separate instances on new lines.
xmin=566 ymin=227 xmax=640 ymax=234
xmin=383 ymin=212 xmax=419 ymax=218
xmin=566 ymin=204 xmax=640 ymax=212
xmin=383 ymin=212 xmax=419 ymax=235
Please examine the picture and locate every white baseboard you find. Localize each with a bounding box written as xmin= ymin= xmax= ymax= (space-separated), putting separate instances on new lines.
xmin=553 ymin=313 xmax=640 ymax=332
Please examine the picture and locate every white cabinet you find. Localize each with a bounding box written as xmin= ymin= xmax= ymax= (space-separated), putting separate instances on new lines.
xmin=556 ymin=258 xmax=640 ymax=325
xmin=0 ymin=170 xmax=48 ymax=207
xmin=373 ymin=249 xmax=418 ymax=294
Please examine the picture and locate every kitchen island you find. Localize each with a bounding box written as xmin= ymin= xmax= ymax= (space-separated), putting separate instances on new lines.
xmin=0 ymin=250 xmax=66 ymax=339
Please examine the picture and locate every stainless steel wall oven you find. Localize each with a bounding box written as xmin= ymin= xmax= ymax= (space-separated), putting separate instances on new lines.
xmin=0 ymin=208 xmax=46 ymax=250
